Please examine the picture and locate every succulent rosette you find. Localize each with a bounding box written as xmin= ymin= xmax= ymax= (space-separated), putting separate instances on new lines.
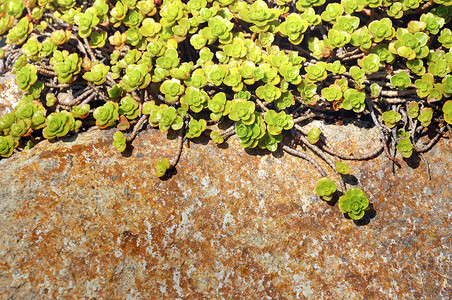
xmin=93 ymin=102 xmax=119 ymax=129
xmin=15 ymin=64 xmax=37 ymax=91
xmin=0 ymin=135 xmax=19 ymax=157
xmin=42 ymin=111 xmax=75 ymax=139
xmin=121 ymin=64 xmax=151 ymax=92
xmin=74 ymin=7 xmax=99 ymax=38
xmin=338 ymin=188 xmax=370 ymax=220
xmin=82 ymin=63 xmax=110 ymax=85
xmin=316 ymin=177 xmax=337 ymax=201
xmin=113 ymin=131 xmax=127 ymax=152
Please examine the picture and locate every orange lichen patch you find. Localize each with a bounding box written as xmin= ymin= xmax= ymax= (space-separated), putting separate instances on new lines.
xmin=0 ymin=126 xmax=451 ymax=299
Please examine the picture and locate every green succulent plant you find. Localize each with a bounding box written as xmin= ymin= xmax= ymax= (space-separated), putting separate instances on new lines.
xmin=122 ymin=64 xmax=151 ymax=92
xmin=370 ymin=83 xmax=382 ymax=98
xmin=228 ymin=98 xmax=256 ymax=125
xmin=6 ymin=17 xmax=33 ymax=45
xmin=22 ymin=36 xmax=42 ymax=61
xmin=123 ymin=10 xmax=144 ymax=29
xmin=160 ymin=78 xmax=185 ymax=102
xmin=235 ymin=112 xmax=266 ymax=148
xmin=308 ymin=37 xmax=330 ymax=60
xmin=156 ymin=48 xmax=180 ymax=70
xmin=0 ymin=135 xmax=18 ymax=157
xmin=223 ymin=67 xmax=243 ymax=92
xmin=296 ymin=0 xmax=326 ymax=11
xmin=264 ymin=110 xmax=293 ymax=136
xmin=420 ymin=13 xmax=445 ymax=35
xmin=72 ymin=104 xmax=90 ymax=119
xmin=402 ymin=0 xmax=422 ymax=10
xmin=256 ymin=83 xmax=281 ymax=103
xmin=279 ymin=64 xmax=302 ymax=85
xmin=113 ymin=131 xmax=127 ymax=152
xmin=428 ymin=58 xmax=450 ymax=78
xmin=15 ymin=64 xmax=37 ymax=91
xmin=258 ymin=132 xmax=282 ymax=152
xmin=338 ymin=188 xmax=370 ymax=220
xmin=240 ymin=0 xmax=280 ymax=32
xmin=371 ymin=44 xmax=395 ymax=64
xmin=93 ymin=101 xmax=119 ymax=129
xmin=89 ymin=31 xmax=108 ymax=48
xmin=155 ymin=106 xmax=184 ymax=132
xmin=407 ymin=59 xmax=426 ymax=76
xmin=82 ymin=63 xmax=110 ymax=85
xmin=10 ymin=119 xmax=31 ymax=139
xmin=307 ymin=127 xmax=321 ymax=144
xmin=50 ymin=50 xmax=82 ymax=84
xmin=396 ymin=138 xmax=413 ymax=158
xmin=0 ymin=112 xmax=15 ymax=134
xmin=358 ymin=54 xmax=382 ymax=74
xmin=208 ymin=92 xmax=231 ymax=121
xmin=278 ymin=13 xmax=308 ymax=45
xmin=443 ymin=101 xmax=452 ymax=124
xmin=15 ymin=101 xmax=42 ymax=122
xmin=390 ymin=71 xmax=411 ymax=90
xmin=181 ymin=86 xmax=209 ymax=113
xmin=298 ymin=80 xmax=319 ymax=105
xmin=42 ymin=111 xmax=76 ymax=139
xmin=321 ymin=3 xmax=343 ymax=22
xmin=326 ymin=61 xmax=346 ymax=75
xmin=381 ymin=110 xmax=401 ymax=128
xmin=408 ymin=101 xmax=420 ymax=118
xmin=369 ymin=18 xmax=395 ymax=43
xmin=321 ymin=84 xmax=342 ymax=102
xmin=159 ymin=0 xmax=185 ymax=27
xmin=336 ymin=161 xmax=351 ymax=175
xmin=185 ymin=69 xmax=207 ymax=89
xmin=210 ymin=131 xmax=224 ymax=144
xmin=315 ymin=177 xmax=337 ymax=201
xmin=334 ymin=15 xmax=360 ymax=34
xmin=349 ymin=66 xmax=366 ymax=89
xmin=74 ymin=7 xmax=99 ymax=38
xmin=342 ymin=89 xmax=365 ymax=113
xmin=418 ymin=107 xmax=433 ymax=127
xmin=275 ymin=91 xmax=295 ymax=110
xmin=438 ymin=28 xmax=452 ymax=48
xmin=388 ymin=2 xmax=403 ymax=19
xmin=389 ymin=29 xmax=429 ymax=60
xmin=305 ymin=62 xmax=327 ymax=83
xmin=186 ymin=119 xmax=207 ymax=139
xmin=201 ymin=15 xmax=233 ymax=44
xmin=443 ymin=75 xmax=452 ymax=97
xmin=118 ymin=95 xmax=140 ymax=120
xmin=324 ymin=28 xmax=350 ymax=49
xmin=206 ymin=63 xmax=229 ymax=86
xmin=155 ymin=158 xmax=170 ymax=177
xmin=223 ymin=38 xmax=247 ymax=58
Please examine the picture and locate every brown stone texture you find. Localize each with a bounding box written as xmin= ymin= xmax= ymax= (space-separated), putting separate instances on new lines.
xmin=0 ymin=119 xmax=451 ymax=299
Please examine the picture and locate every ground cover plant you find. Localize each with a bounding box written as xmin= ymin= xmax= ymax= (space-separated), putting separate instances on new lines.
xmin=0 ymin=0 xmax=450 ymax=222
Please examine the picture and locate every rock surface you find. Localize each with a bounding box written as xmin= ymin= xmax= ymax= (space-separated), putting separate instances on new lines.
xmin=0 ymin=120 xmax=451 ymax=299
xmin=0 ymin=73 xmax=21 ymax=118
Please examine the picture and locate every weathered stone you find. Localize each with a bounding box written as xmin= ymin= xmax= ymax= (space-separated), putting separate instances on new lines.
xmin=0 ymin=73 xmax=22 ymax=118
xmin=0 ymin=121 xmax=450 ymax=299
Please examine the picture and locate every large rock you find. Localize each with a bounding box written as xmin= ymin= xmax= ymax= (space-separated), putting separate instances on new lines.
xmin=0 ymin=120 xmax=450 ymax=299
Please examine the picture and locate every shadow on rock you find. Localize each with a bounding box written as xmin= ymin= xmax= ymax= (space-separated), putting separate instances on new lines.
xmin=121 ymin=144 xmax=134 ymax=157
xmin=353 ymin=203 xmax=377 ymax=226
xmin=159 ymin=167 xmax=178 ymax=181
xmin=404 ymin=152 xmax=421 ymax=169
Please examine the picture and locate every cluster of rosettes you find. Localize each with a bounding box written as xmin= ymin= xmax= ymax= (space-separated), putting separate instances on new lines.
xmin=0 ymin=0 xmax=451 ymax=220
